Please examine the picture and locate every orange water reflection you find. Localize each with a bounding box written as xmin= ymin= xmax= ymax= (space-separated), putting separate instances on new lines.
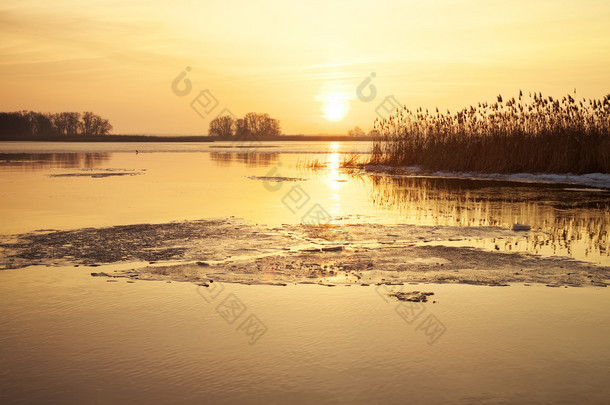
xmin=0 ymin=148 xmax=607 ymax=264
xmin=0 ymin=153 xmax=110 ymax=170
xmin=209 ymin=152 xmax=279 ymax=167
xmin=366 ymin=175 xmax=609 ymax=263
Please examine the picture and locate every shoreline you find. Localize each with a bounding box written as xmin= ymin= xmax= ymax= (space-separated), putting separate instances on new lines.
xmin=1 ymin=142 xmax=607 ymax=189
xmin=0 ymin=135 xmax=374 ymax=142
xmin=363 ymin=165 xmax=610 ymax=189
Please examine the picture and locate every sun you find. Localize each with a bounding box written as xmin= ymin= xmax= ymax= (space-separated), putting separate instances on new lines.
xmin=320 ymin=93 xmax=349 ymax=122
xmin=323 ymin=101 xmax=347 ymax=121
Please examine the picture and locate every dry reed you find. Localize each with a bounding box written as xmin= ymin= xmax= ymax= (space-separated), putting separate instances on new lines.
xmin=369 ymin=91 xmax=610 ymax=174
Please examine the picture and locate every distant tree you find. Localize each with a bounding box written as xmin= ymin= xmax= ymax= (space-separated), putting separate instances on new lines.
xmin=80 ymin=112 xmax=112 ymax=135
xmin=65 ymin=112 xmax=80 ymax=136
xmin=208 ymin=115 xmax=235 ymax=138
xmin=0 ymin=112 xmax=30 ymax=139
xmin=80 ymin=112 xmax=96 ymax=135
xmin=0 ymin=110 xmax=112 ymax=139
xmin=347 ymin=126 xmax=365 ymax=137
xmin=236 ymin=112 xmax=281 ymax=139
xmin=261 ymin=114 xmax=281 ymax=137
xmin=26 ymin=112 xmax=55 ymax=138
xmin=50 ymin=113 xmax=66 ymax=136
xmin=0 ymin=111 xmax=55 ymax=139
xmin=235 ymin=118 xmax=248 ymax=138
xmin=51 ymin=112 xmax=80 ymax=136
xmin=94 ymin=116 xmax=112 ymax=135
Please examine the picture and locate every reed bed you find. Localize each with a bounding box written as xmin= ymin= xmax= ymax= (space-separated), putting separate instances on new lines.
xmin=340 ymin=153 xmax=361 ymax=168
xmin=297 ymin=158 xmax=327 ymax=170
xmin=370 ymin=91 xmax=610 ymax=174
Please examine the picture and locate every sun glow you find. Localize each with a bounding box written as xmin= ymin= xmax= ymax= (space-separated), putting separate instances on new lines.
xmin=1 ymin=1 xmax=609 ymax=136
xmin=323 ymin=101 xmax=347 ymax=121
xmin=320 ymin=93 xmax=349 ymax=122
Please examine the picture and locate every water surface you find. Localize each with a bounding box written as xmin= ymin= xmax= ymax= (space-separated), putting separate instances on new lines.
xmin=1 ymin=141 xmax=610 ymax=403
xmin=0 ymin=141 xmax=607 ymax=264
xmin=0 ymin=266 xmax=608 ymax=404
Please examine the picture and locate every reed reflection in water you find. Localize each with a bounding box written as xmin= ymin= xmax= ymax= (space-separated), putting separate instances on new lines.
xmin=0 ymin=153 xmax=110 ymax=170
xmin=367 ymin=175 xmax=609 ymax=263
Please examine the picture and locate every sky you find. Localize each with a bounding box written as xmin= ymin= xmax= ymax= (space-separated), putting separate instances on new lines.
xmin=1 ymin=0 xmax=610 ymax=135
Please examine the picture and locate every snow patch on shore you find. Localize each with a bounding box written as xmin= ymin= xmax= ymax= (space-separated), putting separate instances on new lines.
xmin=364 ymin=165 xmax=610 ymax=189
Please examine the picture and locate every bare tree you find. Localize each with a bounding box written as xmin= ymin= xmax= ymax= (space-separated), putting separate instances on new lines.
xmin=51 ymin=113 xmax=66 ymax=136
xmin=79 ymin=112 xmax=112 ymax=135
xmin=1 ymin=110 xmax=111 ymax=139
xmin=80 ymin=111 xmax=95 ymax=135
xmin=94 ymin=116 xmax=112 ymax=135
xmin=237 ymin=112 xmax=281 ymax=139
xmin=208 ymin=115 xmax=235 ymax=138
xmin=235 ymin=118 xmax=248 ymax=139
xmin=347 ymin=126 xmax=365 ymax=137
xmin=24 ymin=111 xmax=54 ymax=138
xmin=52 ymin=112 xmax=80 ymax=136
xmin=64 ymin=112 xmax=80 ymax=136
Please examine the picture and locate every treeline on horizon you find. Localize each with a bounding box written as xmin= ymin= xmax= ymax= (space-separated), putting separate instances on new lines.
xmin=208 ymin=112 xmax=281 ymax=139
xmin=0 ymin=111 xmax=113 ymax=140
xmin=370 ymin=91 xmax=610 ymax=174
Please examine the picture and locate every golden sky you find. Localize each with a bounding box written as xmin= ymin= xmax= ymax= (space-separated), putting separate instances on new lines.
xmin=1 ymin=0 xmax=609 ymax=135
